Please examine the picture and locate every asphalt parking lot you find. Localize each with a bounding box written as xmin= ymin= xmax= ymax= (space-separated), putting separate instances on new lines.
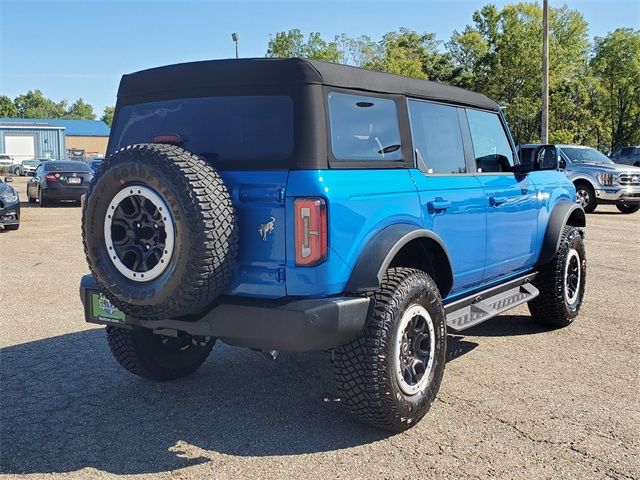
xmin=1 ymin=175 xmax=638 ymax=480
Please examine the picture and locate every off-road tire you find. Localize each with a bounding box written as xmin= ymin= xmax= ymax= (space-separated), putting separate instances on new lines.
xmin=82 ymin=144 xmax=238 ymax=320
xmin=529 ymin=226 xmax=586 ymax=328
xmin=106 ymin=326 xmax=214 ymax=381
xmin=574 ymin=182 xmax=597 ymax=213
xmin=334 ymin=267 xmax=446 ymax=432
xmin=616 ymin=204 xmax=640 ymax=214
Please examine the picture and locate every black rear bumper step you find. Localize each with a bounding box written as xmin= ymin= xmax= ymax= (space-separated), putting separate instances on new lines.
xmin=444 ymin=273 xmax=539 ymax=332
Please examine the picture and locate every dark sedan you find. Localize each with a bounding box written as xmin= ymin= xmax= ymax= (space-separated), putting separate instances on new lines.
xmin=26 ymin=161 xmax=93 ymax=207
xmin=0 ymin=176 xmax=20 ymax=230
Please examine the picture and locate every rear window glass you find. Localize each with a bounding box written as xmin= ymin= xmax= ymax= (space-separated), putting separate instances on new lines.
xmin=110 ymin=96 xmax=294 ymax=165
xmin=328 ymin=92 xmax=403 ymax=162
xmin=45 ymin=162 xmax=91 ymax=172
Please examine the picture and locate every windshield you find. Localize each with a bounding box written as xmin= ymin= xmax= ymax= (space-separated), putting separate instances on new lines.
xmin=562 ymin=147 xmax=613 ymax=164
xmin=44 ymin=162 xmax=92 ymax=172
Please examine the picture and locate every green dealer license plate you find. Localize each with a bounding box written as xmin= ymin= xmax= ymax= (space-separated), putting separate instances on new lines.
xmin=90 ymin=292 xmax=125 ymax=323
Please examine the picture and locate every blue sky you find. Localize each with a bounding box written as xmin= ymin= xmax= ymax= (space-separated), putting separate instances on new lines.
xmin=1 ymin=0 xmax=638 ymax=116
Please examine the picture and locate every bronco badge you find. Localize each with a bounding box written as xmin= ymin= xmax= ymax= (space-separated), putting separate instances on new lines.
xmin=258 ymin=216 xmax=276 ymax=241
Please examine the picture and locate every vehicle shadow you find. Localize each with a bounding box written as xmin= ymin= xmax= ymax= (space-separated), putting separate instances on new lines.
xmin=1 ymin=316 xmax=541 ymax=475
xmin=462 ymin=314 xmax=550 ymax=337
xmin=19 ymin=201 xmax=80 ymax=209
xmin=1 ymin=329 xmax=388 ymax=475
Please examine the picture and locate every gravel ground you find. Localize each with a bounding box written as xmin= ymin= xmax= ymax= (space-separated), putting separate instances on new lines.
xmin=1 ymin=176 xmax=638 ymax=479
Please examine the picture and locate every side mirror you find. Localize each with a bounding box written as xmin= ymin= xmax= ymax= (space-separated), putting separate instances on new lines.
xmin=4 ymin=175 xmax=13 ymax=182
xmin=558 ymin=157 xmax=566 ymax=170
xmin=532 ymin=144 xmax=559 ymax=171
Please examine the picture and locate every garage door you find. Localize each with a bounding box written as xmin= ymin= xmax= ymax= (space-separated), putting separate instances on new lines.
xmin=5 ymin=135 xmax=36 ymax=162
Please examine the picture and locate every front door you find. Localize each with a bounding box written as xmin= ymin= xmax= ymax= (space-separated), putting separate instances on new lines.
xmin=464 ymin=109 xmax=538 ymax=282
xmin=408 ymin=100 xmax=487 ymax=294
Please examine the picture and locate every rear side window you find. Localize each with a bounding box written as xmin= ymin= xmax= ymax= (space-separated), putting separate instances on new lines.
xmin=110 ymin=96 xmax=294 ymax=166
xmin=621 ymin=147 xmax=635 ymax=156
xmin=466 ymin=109 xmax=514 ymax=173
xmin=328 ymin=92 xmax=403 ymax=162
xmin=408 ymin=100 xmax=465 ymax=174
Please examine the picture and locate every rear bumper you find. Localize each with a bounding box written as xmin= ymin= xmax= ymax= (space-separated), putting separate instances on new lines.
xmin=595 ymin=186 xmax=640 ymax=204
xmin=79 ymin=274 xmax=370 ymax=352
xmin=44 ymin=185 xmax=89 ymax=200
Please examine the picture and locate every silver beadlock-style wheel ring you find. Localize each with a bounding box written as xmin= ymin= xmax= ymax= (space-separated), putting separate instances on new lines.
xmin=394 ymin=304 xmax=436 ymax=396
xmin=564 ymin=248 xmax=581 ymax=306
xmin=103 ymin=185 xmax=175 ymax=282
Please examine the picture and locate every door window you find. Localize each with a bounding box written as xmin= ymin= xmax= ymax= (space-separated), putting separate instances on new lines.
xmin=408 ymin=100 xmax=466 ymax=174
xmin=466 ymin=109 xmax=514 ymax=173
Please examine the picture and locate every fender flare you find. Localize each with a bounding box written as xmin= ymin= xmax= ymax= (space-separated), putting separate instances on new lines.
xmin=538 ymin=201 xmax=586 ymax=265
xmin=344 ymin=223 xmax=454 ymax=294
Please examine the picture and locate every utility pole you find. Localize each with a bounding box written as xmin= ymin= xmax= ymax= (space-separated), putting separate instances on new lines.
xmin=232 ymin=32 xmax=239 ymax=59
xmin=541 ymin=0 xmax=549 ymax=143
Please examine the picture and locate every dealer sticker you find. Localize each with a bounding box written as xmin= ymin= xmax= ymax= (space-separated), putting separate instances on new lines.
xmin=91 ymin=292 xmax=125 ymax=323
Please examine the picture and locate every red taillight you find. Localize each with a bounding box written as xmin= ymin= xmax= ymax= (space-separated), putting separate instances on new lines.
xmin=153 ymin=134 xmax=182 ymax=144
xmin=295 ymin=198 xmax=327 ymax=266
xmin=45 ymin=173 xmax=60 ymax=183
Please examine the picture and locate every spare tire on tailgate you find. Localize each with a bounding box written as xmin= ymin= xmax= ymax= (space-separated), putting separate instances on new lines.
xmin=82 ymin=143 xmax=238 ymax=320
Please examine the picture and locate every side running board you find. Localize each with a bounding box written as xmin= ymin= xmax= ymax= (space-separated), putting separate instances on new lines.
xmin=444 ymin=274 xmax=539 ymax=332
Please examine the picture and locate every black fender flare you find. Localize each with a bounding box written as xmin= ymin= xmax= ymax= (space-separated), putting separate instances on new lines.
xmin=344 ymin=223 xmax=454 ymax=295
xmin=538 ymin=201 xmax=586 ymax=265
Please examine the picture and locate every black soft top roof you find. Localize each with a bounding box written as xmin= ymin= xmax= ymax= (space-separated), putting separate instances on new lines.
xmin=118 ymin=58 xmax=499 ymax=111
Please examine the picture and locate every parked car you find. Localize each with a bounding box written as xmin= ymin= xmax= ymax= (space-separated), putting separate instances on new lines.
xmin=610 ymin=146 xmax=640 ymax=167
xmin=521 ymin=144 xmax=640 ymax=214
xmin=26 ymin=160 xmax=93 ymax=207
xmin=16 ymin=159 xmax=41 ymax=176
xmin=79 ymin=58 xmax=587 ymax=432
xmin=88 ymin=158 xmax=104 ymax=173
xmin=0 ymin=154 xmax=13 ymax=171
xmin=0 ymin=176 xmax=20 ymax=230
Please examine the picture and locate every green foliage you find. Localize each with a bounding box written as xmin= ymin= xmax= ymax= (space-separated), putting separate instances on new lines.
xmin=14 ymin=89 xmax=67 ymax=118
xmin=266 ymin=29 xmax=340 ymax=62
xmin=590 ymin=28 xmax=640 ymax=150
xmin=0 ymin=95 xmax=18 ymax=117
xmin=101 ymin=106 xmax=115 ymax=127
xmin=65 ymin=98 xmax=95 ymax=120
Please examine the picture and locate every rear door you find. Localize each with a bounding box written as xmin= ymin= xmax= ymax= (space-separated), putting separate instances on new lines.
xmin=464 ymin=109 xmax=538 ymax=282
xmin=408 ymin=100 xmax=487 ymax=293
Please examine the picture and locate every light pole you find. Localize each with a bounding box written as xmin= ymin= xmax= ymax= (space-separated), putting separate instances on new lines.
xmin=232 ymin=32 xmax=239 ymax=59
xmin=541 ymin=0 xmax=549 ymax=143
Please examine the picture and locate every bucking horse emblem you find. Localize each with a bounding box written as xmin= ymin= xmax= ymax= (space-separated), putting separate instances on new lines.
xmin=258 ymin=216 xmax=276 ymax=241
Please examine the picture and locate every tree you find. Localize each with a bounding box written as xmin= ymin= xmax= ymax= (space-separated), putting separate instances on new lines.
xmin=13 ymin=89 xmax=66 ymax=118
xmin=101 ymin=106 xmax=115 ymax=127
xmin=447 ymin=3 xmax=590 ymax=145
xmin=590 ymin=28 xmax=640 ymax=150
xmin=0 ymin=95 xmax=18 ymax=117
xmin=65 ymin=98 xmax=95 ymax=120
xmin=267 ymin=29 xmax=341 ymax=62
xmin=363 ymin=28 xmax=454 ymax=81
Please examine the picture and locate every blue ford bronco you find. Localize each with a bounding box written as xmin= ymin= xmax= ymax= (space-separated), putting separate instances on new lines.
xmin=80 ymin=58 xmax=587 ymax=431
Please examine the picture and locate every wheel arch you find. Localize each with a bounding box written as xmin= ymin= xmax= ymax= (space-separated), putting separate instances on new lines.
xmin=344 ymin=224 xmax=454 ymax=298
xmin=537 ymin=200 xmax=586 ymax=265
